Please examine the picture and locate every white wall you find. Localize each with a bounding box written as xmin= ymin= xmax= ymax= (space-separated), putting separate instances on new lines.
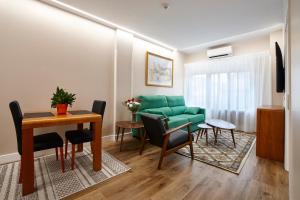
xmin=290 ymin=0 xmax=300 ymax=198
xmin=0 ymin=0 xmax=185 ymax=156
xmin=0 ymin=0 xmax=115 ymax=155
xmin=132 ymin=38 xmax=185 ymax=97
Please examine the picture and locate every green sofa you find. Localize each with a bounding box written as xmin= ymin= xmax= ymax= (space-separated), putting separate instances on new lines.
xmin=133 ymin=95 xmax=205 ymax=136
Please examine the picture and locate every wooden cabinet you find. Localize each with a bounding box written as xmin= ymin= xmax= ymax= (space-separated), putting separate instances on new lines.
xmin=256 ymin=106 xmax=285 ymax=162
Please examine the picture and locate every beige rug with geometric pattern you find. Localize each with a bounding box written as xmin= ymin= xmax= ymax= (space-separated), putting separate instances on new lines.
xmin=0 ymin=148 xmax=130 ymax=200
xmin=177 ymin=130 xmax=256 ymax=174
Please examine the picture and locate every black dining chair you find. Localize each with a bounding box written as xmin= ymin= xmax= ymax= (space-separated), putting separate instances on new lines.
xmin=141 ymin=114 xmax=194 ymax=169
xmin=65 ymin=100 xmax=106 ymax=170
xmin=9 ymin=101 xmax=64 ymax=183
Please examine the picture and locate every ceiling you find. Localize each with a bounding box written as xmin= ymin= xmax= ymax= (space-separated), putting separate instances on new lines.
xmin=58 ymin=0 xmax=284 ymax=50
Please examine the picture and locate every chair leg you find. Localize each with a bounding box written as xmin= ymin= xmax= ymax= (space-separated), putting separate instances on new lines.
xmin=55 ymin=147 xmax=58 ymax=160
xmin=19 ymin=160 xmax=22 ymax=184
xmin=90 ymin=141 xmax=94 ymax=154
xmin=71 ymin=144 xmax=75 ymax=170
xmin=60 ymin=147 xmax=65 ymax=173
xmin=190 ymin=140 xmax=194 ymax=160
xmin=157 ymin=152 xmax=165 ymax=170
xmin=65 ymin=139 xmax=68 ymax=159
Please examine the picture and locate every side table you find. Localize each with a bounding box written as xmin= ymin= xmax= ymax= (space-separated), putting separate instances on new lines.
xmin=115 ymin=121 xmax=144 ymax=151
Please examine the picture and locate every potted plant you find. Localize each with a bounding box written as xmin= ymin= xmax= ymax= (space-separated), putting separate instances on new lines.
xmin=51 ymin=87 xmax=76 ymax=115
xmin=122 ymin=98 xmax=141 ymax=122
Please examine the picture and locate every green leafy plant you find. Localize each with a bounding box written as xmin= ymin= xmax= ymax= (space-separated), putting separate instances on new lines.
xmin=51 ymin=87 xmax=76 ymax=108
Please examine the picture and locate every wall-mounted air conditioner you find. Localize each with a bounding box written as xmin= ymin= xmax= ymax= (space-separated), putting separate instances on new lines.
xmin=207 ymin=46 xmax=233 ymax=59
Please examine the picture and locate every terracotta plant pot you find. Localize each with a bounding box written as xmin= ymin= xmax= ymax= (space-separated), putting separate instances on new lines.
xmin=56 ymin=104 xmax=68 ymax=115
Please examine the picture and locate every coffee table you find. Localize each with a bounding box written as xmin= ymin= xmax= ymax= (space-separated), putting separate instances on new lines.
xmin=205 ymin=119 xmax=236 ymax=148
xmin=196 ymin=123 xmax=212 ymax=145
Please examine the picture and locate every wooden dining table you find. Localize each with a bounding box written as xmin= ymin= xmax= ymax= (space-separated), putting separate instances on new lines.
xmin=21 ymin=110 xmax=102 ymax=196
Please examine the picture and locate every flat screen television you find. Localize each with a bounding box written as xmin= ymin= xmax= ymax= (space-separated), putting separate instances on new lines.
xmin=275 ymin=42 xmax=285 ymax=93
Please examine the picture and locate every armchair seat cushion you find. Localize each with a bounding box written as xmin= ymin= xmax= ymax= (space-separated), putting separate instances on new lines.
xmin=33 ymin=132 xmax=63 ymax=152
xmin=176 ymin=114 xmax=205 ymax=124
xmin=167 ymin=129 xmax=193 ymax=149
xmin=65 ymin=129 xmax=93 ymax=144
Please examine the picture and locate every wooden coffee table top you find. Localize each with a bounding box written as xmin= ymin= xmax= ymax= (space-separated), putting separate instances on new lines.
xmin=205 ymin=119 xmax=236 ymax=130
xmin=116 ymin=121 xmax=144 ymax=129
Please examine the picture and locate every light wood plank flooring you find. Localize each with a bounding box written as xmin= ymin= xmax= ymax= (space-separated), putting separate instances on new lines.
xmin=65 ymin=135 xmax=289 ymax=200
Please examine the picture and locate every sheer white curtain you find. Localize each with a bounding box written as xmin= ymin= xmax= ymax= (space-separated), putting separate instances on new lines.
xmin=184 ymin=52 xmax=272 ymax=132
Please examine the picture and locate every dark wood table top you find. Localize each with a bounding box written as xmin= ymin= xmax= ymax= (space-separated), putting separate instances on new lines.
xmin=116 ymin=121 xmax=144 ymax=129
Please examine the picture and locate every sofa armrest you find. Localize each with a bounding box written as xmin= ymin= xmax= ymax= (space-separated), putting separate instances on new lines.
xmin=198 ymin=108 xmax=205 ymax=116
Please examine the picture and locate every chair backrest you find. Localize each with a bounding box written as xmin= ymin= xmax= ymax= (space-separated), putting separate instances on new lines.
xmin=141 ymin=114 xmax=166 ymax=147
xmin=90 ymin=100 xmax=106 ymax=130
xmin=9 ymin=101 xmax=23 ymax=154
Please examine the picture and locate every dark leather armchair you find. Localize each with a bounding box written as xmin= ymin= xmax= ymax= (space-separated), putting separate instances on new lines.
xmin=9 ymin=101 xmax=64 ymax=183
xmin=65 ymin=100 xmax=106 ymax=170
xmin=141 ymin=114 xmax=194 ymax=169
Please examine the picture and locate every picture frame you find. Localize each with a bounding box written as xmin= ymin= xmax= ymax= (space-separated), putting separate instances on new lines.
xmin=145 ymin=52 xmax=174 ymax=87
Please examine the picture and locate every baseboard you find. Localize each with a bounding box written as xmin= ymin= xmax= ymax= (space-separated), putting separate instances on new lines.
xmin=0 ymin=132 xmax=132 ymax=165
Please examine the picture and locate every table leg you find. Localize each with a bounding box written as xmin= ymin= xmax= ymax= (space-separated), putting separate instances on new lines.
xmin=115 ymin=126 xmax=120 ymax=142
xmin=231 ymin=129 xmax=236 ymax=148
xmin=139 ymin=128 xmax=146 ymax=155
xmin=196 ymin=129 xmax=201 ymax=143
xmin=92 ymin=121 xmax=102 ymax=171
xmin=77 ymin=123 xmax=84 ymax=152
xmin=22 ymin=128 xmax=34 ymax=195
xmin=212 ymin=127 xmax=218 ymax=144
xmin=205 ymin=129 xmax=208 ymax=145
xmin=120 ymin=128 xmax=125 ymax=152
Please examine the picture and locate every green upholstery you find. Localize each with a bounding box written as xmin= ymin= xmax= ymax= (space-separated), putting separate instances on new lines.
xmin=144 ymin=107 xmax=173 ymax=117
xmin=171 ymin=106 xmax=186 ymax=115
xmin=166 ymin=96 xmax=185 ymax=107
xmin=139 ymin=95 xmax=168 ymax=110
xmin=168 ymin=116 xmax=189 ymax=129
xmin=184 ymin=107 xmax=201 ymax=115
xmin=132 ymin=95 xmax=206 ymax=136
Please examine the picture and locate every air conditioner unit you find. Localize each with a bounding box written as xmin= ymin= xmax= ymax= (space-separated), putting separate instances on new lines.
xmin=207 ymin=46 xmax=233 ymax=59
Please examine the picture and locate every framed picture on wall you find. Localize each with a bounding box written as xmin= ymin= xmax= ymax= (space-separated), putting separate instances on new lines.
xmin=146 ymin=52 xmax=174 ymax=87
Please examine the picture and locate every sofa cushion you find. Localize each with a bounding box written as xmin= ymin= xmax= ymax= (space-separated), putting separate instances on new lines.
xmin=138 ymin=95 xmax=168 ymax=110
xmin=176 ymin=114 xmax=205 ymax=124
xmin=171 ymin=106 xmax=186 ymax=115
xmin=168 ymin=116 xmax=189 ymax=128
xmin=145 ymin=107 xmax=173 ymax=116
xmin=184 ymin=107 xmax=201 ymax=115
xmin=166 ymin=96 xmax=185 ymax=107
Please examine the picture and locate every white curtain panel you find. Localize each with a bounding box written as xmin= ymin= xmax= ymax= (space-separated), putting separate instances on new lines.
xmin=184 ymin=52 xmax=272 ymax=132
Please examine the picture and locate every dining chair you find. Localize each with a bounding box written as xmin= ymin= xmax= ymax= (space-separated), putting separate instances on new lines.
xmin=9 ymin=101 xmax=64 ymax=183
xmin=140 ymin=114 xmax=194 ymax=169
xmin=65 ymin=100 xmax=106 ymax=170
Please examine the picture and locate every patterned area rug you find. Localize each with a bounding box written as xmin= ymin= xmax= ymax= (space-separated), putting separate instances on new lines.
xmin=177 ymin=130 xmax=256 ymax=174
xmin=0 ymin=149 xmax=130 ymax=200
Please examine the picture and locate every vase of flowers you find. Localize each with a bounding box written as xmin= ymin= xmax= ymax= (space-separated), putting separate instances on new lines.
xmin=123 ymin=98 xmax=141 ymax=122
xmin=51 ymin=87 xmax=76 ymax=115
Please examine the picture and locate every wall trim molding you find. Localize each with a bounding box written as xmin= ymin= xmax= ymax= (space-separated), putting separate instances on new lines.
xmin=0 ymin=132 xmax=131 ymax=165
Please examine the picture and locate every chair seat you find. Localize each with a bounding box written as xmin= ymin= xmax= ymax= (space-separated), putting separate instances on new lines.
xmin=33 ymin=132 xmax=63 ymax=152
xmin=65 ymin=129 xmax=93 ymax=144
xmin=167 ymin=129 xmax=193 ymax=149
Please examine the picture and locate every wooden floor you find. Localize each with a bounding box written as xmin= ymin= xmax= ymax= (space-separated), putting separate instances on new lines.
xmin=66 ymin=135 xmax=289 ymax=200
